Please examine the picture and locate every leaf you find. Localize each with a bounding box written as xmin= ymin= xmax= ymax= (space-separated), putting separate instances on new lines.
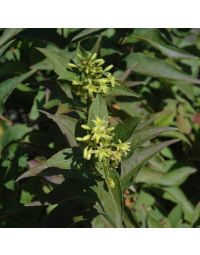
xmin=91 ymin=35 xmax=102 ymax=56
xmin=158 ymin=167 xmax=196 ymax=186
xmin=168 ymin=204 xmax=182 ymax=227
xmin=37 ymin=47 xmax=75 ymax=81
xmin=130 ymin=126 xmax=177 ymax=150
xmin=109 ymin=86 xmax=139 ymax=97
xmin=94 ymin=170 xmax=123 ymax=228
xmin=40 ymin=110 xmax=78 ymax=147
xmin=147 ymin=214 xmax=163 ymax=228
xmin=114 ymin=117 xmax=140 ymax=142
xmin=124 ymin=29 xmax=197 ymax=59
xmin=120 ymin=139 xmax=179 ymax=191
xmin=125 ymin=53 xmax=200 ymax=84
xmin=71 ymin=28 xmax=104 ymax=42
xmin=88 ymin=95 xmax=108 ymax=126
xmin=0 ymin=39 xmax=14 ymax=57
xmin=0 ymin=28 xmax=24 ymax=47
xmin=163 ymin=186 xmax=194 ymax=223
xmin=136 ymin=166 xmax=197 ymax=187
xmin=0 ymin=70 xmax=36 ymax=113
xmin=0 ymin=124 xmax=31 ymax=153
xmin=16 ymin=148 xmax=82 ymax=181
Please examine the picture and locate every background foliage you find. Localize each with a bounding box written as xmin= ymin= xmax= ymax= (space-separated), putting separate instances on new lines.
xmin=0 ymin=28 xmax=200 ymax=227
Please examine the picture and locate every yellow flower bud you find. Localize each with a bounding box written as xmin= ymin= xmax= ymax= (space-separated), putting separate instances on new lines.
xmin=104 ymin=65 xmax=113 ymax=72
xmin=81 ymin=124 xmax=91 ymax=130
xmin=107 ymin=177 xmax=115 ymax=188
xmin=68 ymin=63 xmax=77 ymax=68
xmin=76 ymin=134 xmax=91 ymax=142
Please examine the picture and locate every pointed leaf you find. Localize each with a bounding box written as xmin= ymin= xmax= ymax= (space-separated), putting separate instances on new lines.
xmin=124 ymin=29 xmax=197 ymax=59
xmin=125 ymin=53 xmax=200 ymax=84
xmin=109 ymin=86 xmax=139 ymax=97
xmin=120 ymin=139 xmax=179 ymax=191
xmin=130 ymin=126 xmax=177 ymax=149
xmin=16 ymin=148 xmax=82 ymax=181
xmin=37 ymin=48 xmax=75 ymax=81
xmin=40 ymin=110 xmax=78 ymax=147
xmin=0 ymin=70 xmax=36 ymax=113
xmin=94 ymin=170 xmax=123 ymax=228
xmin=88 ymin=95 xmax=108 ymax=126
xmin=114 ymin=117 xmax=140 ymax=142
xmin=0 ymin=28 xmax=24 ymax=47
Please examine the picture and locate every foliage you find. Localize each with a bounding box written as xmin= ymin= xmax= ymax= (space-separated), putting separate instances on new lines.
xmin=0 ymin=28 xmax=200 ymax=227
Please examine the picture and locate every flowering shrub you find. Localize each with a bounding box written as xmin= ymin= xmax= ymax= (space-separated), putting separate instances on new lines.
xmin=0 ymin=28 xmax=199 ymax=228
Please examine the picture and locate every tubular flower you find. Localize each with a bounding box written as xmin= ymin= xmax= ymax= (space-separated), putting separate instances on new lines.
xmin=76 ymin=116 xmax=131 ymax=168
xmin=68 ymin=52 xmax=120 ymax=101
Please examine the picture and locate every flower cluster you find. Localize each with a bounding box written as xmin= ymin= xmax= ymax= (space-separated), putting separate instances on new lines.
xmin=76 ymin=117 xmax=130 ymax=168
xmin=68 ymin=52 xmax=120 ymax=101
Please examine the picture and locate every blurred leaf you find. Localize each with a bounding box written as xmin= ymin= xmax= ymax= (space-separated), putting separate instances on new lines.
xmin=0 ymin=39 xmax=14 ymax=57
xmin=124 ymin=29 xmax=197 ymax=59
xmin=168 ymin=204 xmax=182 ymax=227
xmin=125 ymin=53 xmax=200 ymax=84
xmin=163 ymin=187 xmax=194 ymax=223
xmin=0 ymin=124 xmax=31 ymax=152
xmin=109 ymin=86 xmax=139 ymax=98
xmin=136 ymin=166 xmax=196 ymax=186
xmin=0 ymin=28 xmax=24 ymax=47
xmin=72 ymin=28 xmax=104 ymax=41
xmin=0 ymin=70 xmax=36 ymax=113
xmin=147 ymin=214 xmax=163 ymax=228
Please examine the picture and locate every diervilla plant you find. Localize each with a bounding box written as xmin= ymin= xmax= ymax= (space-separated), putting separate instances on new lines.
xmin=1 ymin=34 xmax=182 ymax=228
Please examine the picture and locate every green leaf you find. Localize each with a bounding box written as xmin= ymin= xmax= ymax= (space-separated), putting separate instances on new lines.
xmin=168 ymin=204 xmax=182 ymax=227
xmin=124 ymin=29 xmax=197 ymax=59
xmin=114 ymin=117 xmax=140 ymax=142
xmin=0 ymin=70 xmax=36 ymax=113
xmin=71 ymin=28 xmax=104 ymax=42
xmin=163 ymin=187 xmax=194 ymax=223
xmin=88 ymin=95 xmax=108 ymax=126
xmin=40 ymin=110 xmax=78 ymax=147
xmin=0 ymin=28 xmax=24 ymax=47
xmin=109 ymin=86 xmax=139 ymax=98
xmin=120 ymin=139 xmax=179 ymax=191
xmin=130 ymin=126 xmax=177 ymax=150
xmin=158 ymin=167 xmax=197 ymax=186
xmin=147 ymin=214 xmax=163 ymax=228
xmin=0 ymin=39 xmax=14 ymax=57
xmin=94 ymin=170 xmax=123 ymax=228
xmin=37 ymin=47 xmax=75 ymax=81
xmin=125 ymin=53 xmax=200 ymax=84
xmin=0 ymin=124 xmax=31 ymax=153
xmin=16 ymin=148 xmax=82 ymax=181
xmin=136 ymin=166 xmax=196 ymax=187
xmin=91 ymin=35 xmax=102 ymax=56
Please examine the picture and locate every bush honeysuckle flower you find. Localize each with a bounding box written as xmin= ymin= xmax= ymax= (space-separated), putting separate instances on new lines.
xmin=68 ymin=52 xmax=120 ymax=101
xmin=76 ymin=116 xmax=131 ymax=169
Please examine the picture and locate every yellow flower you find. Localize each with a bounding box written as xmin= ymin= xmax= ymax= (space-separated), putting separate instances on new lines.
xmin=83 ymin=146 xmax=93 ymax=160
xmin=81 ymin=124 xmax=91 ymax=130
xmin=90 ymin=117 xmax=113 ymax=143
xmin=76 ymin=134 xmax=91 ymax=142
xmin=93 ymin=144 xmax=111 ymax=161
xmin=116 ymin=140 xmax=131 ymax=156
